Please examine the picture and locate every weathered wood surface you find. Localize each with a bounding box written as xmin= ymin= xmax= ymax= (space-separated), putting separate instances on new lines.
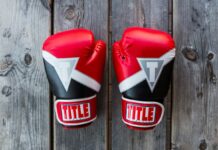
xmin=111 ymin=0 xmax=171 ymax=150
xmin=53 ymin=0 xmax=108 ymax=150
xmin=0 ymin=0 xmax=51 ymax=150
xmin=1 ymin=0 xmax=218 ymax=150
xmin=172 ymin=0 xmax=218 ymax=149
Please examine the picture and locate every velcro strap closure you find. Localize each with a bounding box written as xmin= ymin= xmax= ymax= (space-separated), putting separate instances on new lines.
xmin=55 ymin=95 xmax=97 ymax=126
xmin=122 ymin=97 xmax=164 ymax=128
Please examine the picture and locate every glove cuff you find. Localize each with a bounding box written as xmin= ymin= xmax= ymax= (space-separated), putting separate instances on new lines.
xmin=55 ymin=95 xmax=97 ymax=126
xmin=121 ymin=96 xmax=164 ymax=129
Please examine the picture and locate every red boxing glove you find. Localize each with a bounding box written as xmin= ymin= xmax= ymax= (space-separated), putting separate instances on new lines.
xmin=113 ymin=27 xmax=175 ymax=130
xmin=42 ymin=29 xmax=106 ymax=128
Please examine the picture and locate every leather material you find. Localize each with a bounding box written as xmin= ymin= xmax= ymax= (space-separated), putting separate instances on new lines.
xmin=113 ymin=27 xmax=175 ymax=130
xmin=123 ymin=61 xmax=174 ymax=101
xmin=42 ymin=28 xmax=106 ymax=128
xmin=122 ymin=97 xmax=164 ymax=128
xmin=113 ymin=27 xmax=175 ymax=84
xmin=43 ymin=60 xmax=95 ymax=99
xmin=43 ymin=29 xmax=105 ymax=85
xmin=55 ymin=95 xmax=97 ymax=126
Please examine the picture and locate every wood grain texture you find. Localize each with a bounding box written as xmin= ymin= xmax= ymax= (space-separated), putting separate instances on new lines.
xmin=0 ymin=0 xmax=51 ymax=150
xmin=53 ymin=0 xmax=108 ymax=150
xmin=111 ymin=0 xmax=170 ymax=150
xmin=172 ymin=0 xmax=218 ymax=149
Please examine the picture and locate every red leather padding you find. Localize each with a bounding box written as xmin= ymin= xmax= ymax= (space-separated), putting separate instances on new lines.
xmin=113 ymin=27 xmax=175 ymax=83
xmin=55 ymin=95 xmax=97 ymax=126
xmin=42 ymin=28 xmax=106 ymax=84
xmin=122 ymin=97 xmax=164 ymax=128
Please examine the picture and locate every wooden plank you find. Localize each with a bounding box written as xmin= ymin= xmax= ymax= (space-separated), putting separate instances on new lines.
xmin=53 ymin=0 xmax=108 ymax=150
xmin=111 ymin=0 xmax=170 ymax=150
xmin=172 ymin=0 xmax=218 ymax=149
xmin=0 ymin=0 xmax=51 ymax=150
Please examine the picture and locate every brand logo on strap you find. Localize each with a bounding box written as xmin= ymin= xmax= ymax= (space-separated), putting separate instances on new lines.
xmin=61 ymin=103 xmax=91 ymax=121
xmin=122 ymin=98 xmax=164 ymax=128
xmin=126 ymin=104 xmax=156 ymax=123
xmin=137 ymin=59 xmax=164 ymax=92
xmin=55 ymin=96 xmax=97 ymax=126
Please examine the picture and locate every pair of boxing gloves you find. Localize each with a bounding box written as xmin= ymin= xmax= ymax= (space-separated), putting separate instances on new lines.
xmin=42 ymin=27 xmax=175 ymax=130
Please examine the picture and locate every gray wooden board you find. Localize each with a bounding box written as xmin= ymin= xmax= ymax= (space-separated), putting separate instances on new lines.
xmin=172 ymin=0 xmax=218 ymax=149
xmin=53 ymin=0 xmax=108 ymax=150
xmin=0 ymin=0 xmax=51 ymax=150
xmin=111 ymin=0 xmax=170 ymax=150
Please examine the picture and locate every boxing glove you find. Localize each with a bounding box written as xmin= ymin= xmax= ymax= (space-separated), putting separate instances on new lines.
xmin=42 ymin=29 xmax=106 ymax=128
xmin=113 ymin=27 xmax=175 ymax=130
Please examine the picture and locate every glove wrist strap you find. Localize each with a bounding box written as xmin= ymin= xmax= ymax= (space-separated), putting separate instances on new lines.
xmin=55 ymin=95 xmax=97 ymax=126
xmin=122 ymin=96 xmax=164 ymax=129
